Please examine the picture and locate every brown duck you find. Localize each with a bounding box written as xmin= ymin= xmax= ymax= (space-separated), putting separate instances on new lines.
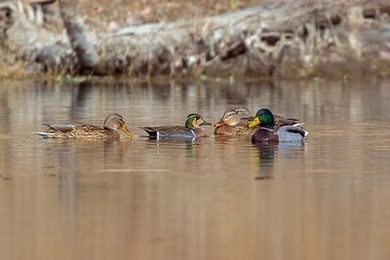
xmin=36 ymin=113 xmax=132 ymax=139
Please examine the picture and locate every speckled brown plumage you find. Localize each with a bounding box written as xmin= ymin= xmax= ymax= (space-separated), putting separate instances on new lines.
xmin=214 ymin=117 xmax=257 ymax=136
xmin=43 ymin=124 xmax=120 ymax=139
xmin=36 ymin=113 xmax=132 ymax=139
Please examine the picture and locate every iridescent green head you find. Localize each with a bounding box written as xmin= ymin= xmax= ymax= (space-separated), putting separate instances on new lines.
xmin=248 ymin=108 xmax=275 ymax=129
xmin=185 ymin=113 xmax=211 ymax=129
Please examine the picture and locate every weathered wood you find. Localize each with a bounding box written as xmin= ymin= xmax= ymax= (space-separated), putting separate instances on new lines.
xmin=58 ymin=0 xmax=102 ymax=74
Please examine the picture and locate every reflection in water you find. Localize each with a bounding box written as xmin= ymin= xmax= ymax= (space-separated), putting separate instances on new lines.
xmin=143 ymin=137 xmax=207 ymax=159
xmin=253 ymin=143 xmax=307 ymax=180
xmin=0 ymin=79 xmax=390 ymax=259
xmin=254 ymin=143 xmax=276 ymax=180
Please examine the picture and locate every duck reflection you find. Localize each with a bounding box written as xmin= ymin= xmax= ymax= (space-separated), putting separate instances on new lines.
xmin=184 ymin=138 xmax=209 ymax=158
xmin=253 ymin=143 xmax=276 ymax=180
xmin=71 ymin=81 xmax=94 ymax=110
xmin=253 ymin=142 xmax=306 ymax=180
xmin=144 ymin=137 xmax=207 ymax=159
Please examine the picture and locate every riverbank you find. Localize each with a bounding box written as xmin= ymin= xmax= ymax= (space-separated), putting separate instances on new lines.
xmin=0 ymin=0 xmax=389 ymax=79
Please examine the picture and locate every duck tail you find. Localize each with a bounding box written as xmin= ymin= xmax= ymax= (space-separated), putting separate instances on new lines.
xmin=295 ymin=127 xmax=309 ymax=137
xmin=140 ymin=127 xmax=157 ymax=137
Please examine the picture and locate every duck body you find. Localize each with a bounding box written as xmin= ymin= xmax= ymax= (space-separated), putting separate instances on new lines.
xmin=36 ymin=113 xmax=132 ymax=139
xmin=214 ymin=117 xmax=256 ymax=136
xmin=249 ymin=108 xmax=308 ymax=144
xmin=251 ymin=125 xmax=308 ymax=143
xmin=214 ymin=107 xmax=256 ymax=136
xmin=142 ymin=113 xmax=211 ymax=140
xmin=36 ymin=124 xmax=120 ymax=139
xmin=142 ymin=126 xmax=207 ymax=140
xmin=276 ymin=125 xmax=308 ymax=142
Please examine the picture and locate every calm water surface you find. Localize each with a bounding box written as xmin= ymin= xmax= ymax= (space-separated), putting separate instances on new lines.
xmin=0 ymin=79 xmax=389 ymax=260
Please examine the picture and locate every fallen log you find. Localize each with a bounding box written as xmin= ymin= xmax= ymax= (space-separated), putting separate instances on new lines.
xmin=1 ymin=0 xmax=389 ymax=78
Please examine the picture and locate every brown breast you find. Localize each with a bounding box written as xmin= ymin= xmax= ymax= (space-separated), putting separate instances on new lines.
xmin=251 ymin=128 xmax=279 ymax=143
xmin=194 ymin=127 xmax=207 ymax=137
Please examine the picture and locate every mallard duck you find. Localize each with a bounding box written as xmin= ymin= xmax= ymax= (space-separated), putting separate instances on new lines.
xmin=214 ymin=106 xmax=255 ymax=136
xmin=36 ymin=113 xmax=133 ymax=139
xmin=142 ymin=113 xmax=211 ymax=140
xmin=249 ymin=108 xmax=308 ymax=143
xmin=214 ymin=106 xmax=301 ymax=136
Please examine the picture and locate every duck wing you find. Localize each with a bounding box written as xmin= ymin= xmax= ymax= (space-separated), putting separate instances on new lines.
xmin=36 ymin=123 xmax=77 ymax=138
xmin=43 ymin=124 xmax=76 ymax=132
xmin=44 ymin=123 xmax=103 ymax=132
xmin=36 ymin=123 xmax=103 ymax=138
xmin=240 ymin=117 xmax=255 ymax=125
xmin=274 ymin=115 xmax=302 ymax=126
xmin=276 ymin=125 xmax=308 ymax=142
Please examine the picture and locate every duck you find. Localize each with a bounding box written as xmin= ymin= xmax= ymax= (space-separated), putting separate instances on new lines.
xmin=214 ymin=106 xmax=302 ymax=136
xmin=142 ymin=113 xmax=211 ymax=140
xmin=214 ymin=106 xmax=255 ymax=136
xmin=36 ymin=113 xmax=133 ymax=139
xmin=249 ymin=108 xmax=308 ymax=143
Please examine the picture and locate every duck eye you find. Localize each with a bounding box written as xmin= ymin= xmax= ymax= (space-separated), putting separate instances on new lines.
xmin=224 ymin=112 xmax=233 ymax=118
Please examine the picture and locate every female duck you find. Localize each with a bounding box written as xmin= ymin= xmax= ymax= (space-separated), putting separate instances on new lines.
xmin=36 ymin=113 xmax=133 ymax=139
xmin=142 ymin=113 xmax=211 ymax=140
xmin=214 ymin=107 xmax=255 ymax=136
xmin=249 ymin=108 xmax=308 ymax=143
xmin=214 ymin=106 xmax=301 ymax=136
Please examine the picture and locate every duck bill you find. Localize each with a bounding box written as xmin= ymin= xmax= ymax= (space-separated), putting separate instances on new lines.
xmin=213 ymin=120 xmax=224 ymax=128
xmin=248 ymin=117 xmax=260 ymax=128
xmin=121 ymin=124 xmax=133 ymax=138
xmin=201 ymin=120 xmax=212 ymax=126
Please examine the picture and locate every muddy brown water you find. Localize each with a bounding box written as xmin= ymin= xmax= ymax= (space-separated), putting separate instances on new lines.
xmin=0 ymin=78 xmax=389 ymax=260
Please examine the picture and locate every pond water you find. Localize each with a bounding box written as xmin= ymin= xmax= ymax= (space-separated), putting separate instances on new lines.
xmin=0 ymin=78 xmax=389 ymax=260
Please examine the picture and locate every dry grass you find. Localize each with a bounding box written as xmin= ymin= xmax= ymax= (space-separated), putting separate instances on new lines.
xmin=0 ymin=63 xmax=28 ymax=79
xmin=79 ymin=0 xmax=262 ymax=26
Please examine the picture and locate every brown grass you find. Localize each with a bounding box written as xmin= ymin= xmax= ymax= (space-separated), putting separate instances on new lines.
xmin=79 ymin=0 xmax=262 ymax=26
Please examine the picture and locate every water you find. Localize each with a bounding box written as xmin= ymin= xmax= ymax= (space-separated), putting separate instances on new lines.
xmin=0 ymin=78 xmax=389 ymax=260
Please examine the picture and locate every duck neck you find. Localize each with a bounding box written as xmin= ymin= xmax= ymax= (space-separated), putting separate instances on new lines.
xmin=261 ymin=123 xmax=274 ymax=130
xmin=104 ymin=126 xmax=117 ymax=132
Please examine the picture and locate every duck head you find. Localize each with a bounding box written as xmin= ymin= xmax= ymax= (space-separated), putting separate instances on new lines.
xmin=248 ymin=108 xmax=275 ymax=129
xmin=103 ymin=113 xmax=133 ymax=138
xmin=185 ymin=113 xmax=211 ymax=129
xmin=214 ymin=111 xmax=241 ymax=128
xmin=214 ymin=106 xmax=252 ymax=128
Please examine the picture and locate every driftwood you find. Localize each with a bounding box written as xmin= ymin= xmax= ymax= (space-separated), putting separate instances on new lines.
xmin=1 ymin=0 xmax=389 ymax=77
